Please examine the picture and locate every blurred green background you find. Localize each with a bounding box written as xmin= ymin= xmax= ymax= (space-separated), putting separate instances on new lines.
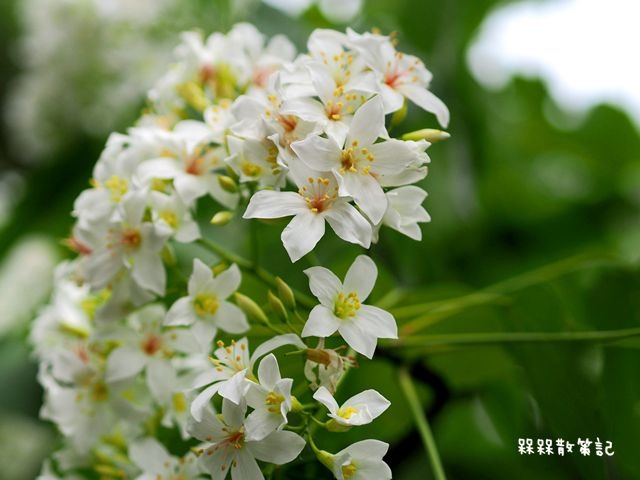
xmin=0 ymin=0 xmax=639 ymax=479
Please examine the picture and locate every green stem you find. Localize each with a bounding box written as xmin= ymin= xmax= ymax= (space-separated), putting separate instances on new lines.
xmin=398 ymin=368 xmax=446 ymax=480
xmin=385 ymin=327 xmax=640 ymax=349
xmin=196 ymin=238 xmax=316 ymax=309
xmin=393 ymin=251 xmax=619 ymax=334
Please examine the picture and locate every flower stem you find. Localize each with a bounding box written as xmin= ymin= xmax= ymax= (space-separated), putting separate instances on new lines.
xmin=196 ymin=237 xmax=317 ymax=309
xmin=393 ymin=251 xmax=619 ymax=335
xmin=398 ymin=368 xmax=446 ymax=480
xmin=386 ymin=327 xmax=640 ymax=349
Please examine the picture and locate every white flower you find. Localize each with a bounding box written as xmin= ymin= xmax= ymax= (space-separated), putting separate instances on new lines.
xmin=244 ymin=354 xmax=293 ymax=441
xmin=189 ymin=334 xmax=306 ymax=420
xmin=84 ymin=193 xmax=171 ymax=295
xmin=129 ymin=437 xmax=202 ymax=480
xmin=313 ymin=386 xmax=390 ymax=428
xmin=302 ymin=255 xmax=397 ymax=358
xmin=330 ymin=440 xmax=392 ymax=480
xmin=292 ymin=95 xmax=418 ymax=224
xmin=165 ymin=259 xmax=248 ymax=334
xmin=243 ymin=161 xmax=371 ymax=262
xmin=105 ymin=304 xmax=213 ymax=400
xmin=347 ymin=29 xmax=449 ymax=127
xmin=149 ymin=190 xmax=200 ymax=243
xmin=136 ymin=122 xmax=238 ymax=208
xmin=188 ymin=399 xmax=306 ymax=480
xmin=226 ymin=135 xmax=287 ymax=188
xmin=377 ymin=185 xmax=430 ymax=241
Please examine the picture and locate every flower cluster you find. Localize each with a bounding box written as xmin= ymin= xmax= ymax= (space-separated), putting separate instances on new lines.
xmin=33 ymin=23 xmax=448 ymax=479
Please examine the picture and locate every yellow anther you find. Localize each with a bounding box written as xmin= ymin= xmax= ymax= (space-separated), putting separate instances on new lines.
xmin=337 ymin=405 xmax=359 ymax=419
xmin=159 ymin=210 xmax=178 ymax=228
xmin=193 ymin=293 xmax=219 ymax=316
xmin=334 ymin=292 xmax=361 ymax=319
xmin=104 ymin=175 xmax=128 ymax=203
xmin=342 ymin=463 xmax=358 ymax=479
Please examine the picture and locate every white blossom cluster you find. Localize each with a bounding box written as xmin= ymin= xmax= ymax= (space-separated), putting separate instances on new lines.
xmin=32 ymin=23 xmax=448 ymax=479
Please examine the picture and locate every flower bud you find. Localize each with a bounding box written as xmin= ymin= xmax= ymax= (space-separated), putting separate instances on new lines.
xmin=275 ymin=276 xmax=296 ymax=310
xmin=234 ymin=292 xmax=269 ymax=325
xmin=267 ymin=290 xmax=288 ymax=321
xmin=212 ymin=262 xmax=229 ymax=276
xmin=218 ymin=175 xmax=238 ymax=193
xmin=210 ymin=211 xmax=234 ymax=225
xmin=402 ymin=128 xmax=451 ymax=143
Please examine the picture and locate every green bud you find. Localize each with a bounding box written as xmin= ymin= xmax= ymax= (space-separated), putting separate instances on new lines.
xmin=390 ymin=100 xmax=407 ymax=129
xmin=276 ymin=276 xmax=296 ymax=310
xmin=160 ymin=244 xmax=177 ymax=267
xmin=234 ymin=292 xmax=269 ymax=325
xmin=401 ymin=128 xmax=451 ymax=143
xmin=218 ymin=175 xmax=238 ymax=193
xmin=267 ymin=290 xmax=288 ymax=321
xmin=210 ymin=211 xmax=234 ymax=226
xmin=212 ymin=262 xmax=229 ymax=276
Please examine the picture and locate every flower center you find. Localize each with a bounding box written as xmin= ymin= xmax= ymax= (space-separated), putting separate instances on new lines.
xmin=159 ymin=210 xmax=178 ymax=228
xmin=121 ymin=228 xmax=141 ymax=250
xmin=334 ymin=292 xmax=361 ymax=319
xmin=265 ymin=391 xmax=285 ymax=413
xmin=241 ymin=161 xmax=262 ymax=177
xmin=340 ymin=141 xmax=375 ymax=175
xmin=193 ymin=293 xmax=219 ymax=316
xmin=337 ymin=406 xmax=359 ymax=419
xmin=141 ymin=334 xmax=163 ymax=356
xmin=299 ymin=177 xmax=337 ymax=213
xmin=186 ymin=154 xmax=205 ymax=176
xmin=225 ymin=429 xmax=245 ymax=450
xmin=342 ymin=462 xmax=357 ymax=480
xmin=104 ymin=175 xmax=128 ymax=203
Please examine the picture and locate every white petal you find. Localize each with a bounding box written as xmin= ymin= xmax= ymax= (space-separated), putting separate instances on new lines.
xmin=324 ymin=202 xmax=372 ymax=248
xmin=307 ymin=61 xmax=336 ymax=104
xmin=357 ymin=305 xmax=398 ymax=339
xmin=222 ymin=397 xmax=247 ymax=429
xmin=210 ymin=264 xmax=242 ymax=299
xmin=106 ymin=346 xmax=146 ymax=382
xmin=347 ymin=96 xmax=385 ymax=146
xmin=281 ymin=212 xmax=325 ymax=262
xmin=343 ymin=255 xmax=377 ymax=301
xmin=129 ymin=438 xmax=172 ymax=474
xmin=338 ymin=172 xmax=387 ymax=225
xmin=165 ymin=296 xmax=196 ymax=326
xmin=214 ymin=301 xmax=249 ymax=334
xmin=246 ymin=430 xmax=306 ymax=464
xmin=190 ymin=384 xmax=220 ymax=422
xmin=131 ymin=251 xmax=166 ymax=295
xmin=342 ymin=439 xmax=389 ymax=459
xmin=304 ymin=266 xmax=342 ymax=305
xmin=146 ymin=358 xmax=175 ymax=401
xmin=249 ymin=333 xmax=307 ymax=365
xmin=312 ymin=386 xmax=339 ymax=414
xmin=368 ymin=139 xmax=417 ymax=175
xmin=338 ymin=320 xmax=378 ymax=359
xmin=244 ymin=410 xmax=284 ymax=443
xmin=302 ymin=305 xmax=341 ymax=338
xmin=345 ymin=389 xmax=390 ymax=420
xmin=257 ymin=354 xmax=281 ymax=390
xmin=243 ymin=191 xmax=307 ymax=219
xmin=218 ymin=370 xmax=249 ymax=405
xmin=188 ymin=406 xmax=224 ymax=442
xmin=291 ymin=135 xmax=341 ymax=172
xmin=189 ymin=258 xmax=213 ymax=295
xmin=175 ymin=174 xmax=207 ymax=205
xmin=399 ymin=84 xmax=449 ymax=127
xmin=231 ymin=448 xmax=264 ymax=480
